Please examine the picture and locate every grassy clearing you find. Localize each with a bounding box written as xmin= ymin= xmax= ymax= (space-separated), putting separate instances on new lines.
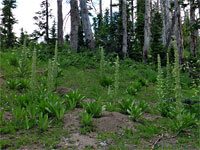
xmin=0 ymin=49 xmax=199 ymax=150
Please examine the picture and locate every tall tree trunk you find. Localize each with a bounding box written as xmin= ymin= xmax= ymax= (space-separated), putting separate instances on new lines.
xmin=174 ymin=0 xmax=184 ymax=64
xmin=143 ymin=0 xmax=151 ymax=63
xmin=57 ymin=0 xmax=63 ymax=46
xmin=70 ymin=0 xmax=80 ymax=51
xmin=100 ymin=0 xmax=102 ymax=16
xmin=157 ymin=0 xmax=160 ymax=10
xmin=161 ymin=0 xmax=172 ymax=51
xmin=110 ymin=0 xmax=113 ymax=20
xmin=45 ymin=0 xmax=49 ymax=43
xmin=79 ymin=0 xmax=95 ymax=50
xmin=122 ymin=0 xmax=128 ymax=57
xmin=190 ymin=0 xmax=197 ymax=57
xmin=164 ymin=13 xmax=175 ymax=51
xmin=131 ymin=0 xmax=134 ymax=31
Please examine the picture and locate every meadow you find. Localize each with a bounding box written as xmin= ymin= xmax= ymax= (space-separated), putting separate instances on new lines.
xmin=0 ymin=43 xmax=199 ymax=150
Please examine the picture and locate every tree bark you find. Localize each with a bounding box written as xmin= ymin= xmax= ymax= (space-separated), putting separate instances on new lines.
xmin=79 ymin=0 xmax=95 ymax=50
xmin=174 ymin=0 xmax=184 ymax=64
xmin=161 ymin=0 xmax=172 ymax=50
xmin=164 ymin=13 xmax=175 ymax=52
xmin=110 ymin=0 xmax=113 ymax=20
xmin=100 ymin=0 xmax=102 ymax=16
xmin=190 ymin=0 xmax=197 ymax=57
xmin=70 ymin=0 xmax=80 ymax=51
xmin=122 ymin=0 xmax=128 ymax=57
xmin=57 ymin=0 xmax=63 ymax=46
xmin=143 ymin=0 xmax=151 ymax=63
xmin=157 ymin=0 xmax=160 ymax=11
xmin=45 ymin=0 xmax=49 ymax=43
xmin=131 ymin=0 xmax=134 ymax=31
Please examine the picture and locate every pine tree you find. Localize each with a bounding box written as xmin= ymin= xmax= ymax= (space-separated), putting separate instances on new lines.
xmin=131 ymin=0 xmax=145 ymax=61
xmin=1 ymin=0 xmax=17 ymax=48
xmin=150 ymin=11 xmax=165 ymax=64
xmin=33 ymin=0 xmax=53 ymax=43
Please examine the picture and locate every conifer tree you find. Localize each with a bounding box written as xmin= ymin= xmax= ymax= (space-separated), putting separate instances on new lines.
xmin=1 ymin=0 xmax=17 ymax=48
xmin=150 ymin=11 xmax=164 ymax=63
xmin=33 ymin=0 xmax=53 ymax=43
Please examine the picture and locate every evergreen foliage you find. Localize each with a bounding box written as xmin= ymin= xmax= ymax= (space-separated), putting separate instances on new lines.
xmin=1 ymin=0 xmax=17 ymax=48
xmin=32 ymin=0 xmax=53 ymax=42
xmin=150 ymin=11 xmax=164 ymax=64
xmin=131 ymin=0 xmax=145 ymax=61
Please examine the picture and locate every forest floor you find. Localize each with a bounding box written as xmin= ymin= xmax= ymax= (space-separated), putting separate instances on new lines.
xmin=0 ymin=49 xmax=199 ymax=150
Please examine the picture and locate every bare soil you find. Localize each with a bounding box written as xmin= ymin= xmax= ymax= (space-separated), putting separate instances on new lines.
xmin=59 ymin=108 xmax=137 ymax=149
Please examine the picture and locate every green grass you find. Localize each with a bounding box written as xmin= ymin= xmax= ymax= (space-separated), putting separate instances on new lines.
xmin=0 ymin=49 xmax=199 ymax=149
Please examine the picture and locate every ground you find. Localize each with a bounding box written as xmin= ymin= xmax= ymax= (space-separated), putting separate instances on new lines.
xmin=0 ymin=50 xmax=199 ymax=150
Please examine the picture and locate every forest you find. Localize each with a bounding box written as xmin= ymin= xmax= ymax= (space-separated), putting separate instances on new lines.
xmin=0 ymin=0 xmax=200 ymax=149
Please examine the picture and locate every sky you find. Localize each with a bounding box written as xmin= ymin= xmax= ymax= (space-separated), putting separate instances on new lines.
xmin=0 ymin=0 xmax=118 ymax=37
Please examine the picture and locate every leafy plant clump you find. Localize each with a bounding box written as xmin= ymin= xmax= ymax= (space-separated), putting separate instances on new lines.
xmin=7 ymin=78 xmax=30 ymax=91
xmin=66 ymin=90 xmax=85 ymax=109
xmin=118 ymin=98 xmax=135 ymax=114
xmin=127 ymin=105 xmax=143 ymax=121
xmin=99 ymin=75 xmax=114 ymax=88
xmin=79 ymin=111 xmax=94 ymax=134
xmin=126 ymin=81 xmax=142 ymax=96
xmin=83 ymin=101 xmax=105 ymax=118
xmin=169 ymin=109 xmax=198 ymax=134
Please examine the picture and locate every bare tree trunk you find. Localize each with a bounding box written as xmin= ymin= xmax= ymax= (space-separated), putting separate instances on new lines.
xmin=57 ymin=0 xmax=63 ymax=46
xmin=70 ymin=0 xmax=80 ymax=51
xmin=122 ymin=0 xmax=128 ymax=57
xmin=131 ymin=0 xmax=134 ymax=31
xmin=79 ymin=0 xmax=95 ymax=50
xmin=100 ymin=0 xmax=102 ymax=16
xmin=164 ymin=13 xmax=175 ymax=51
xmin=190 ymin=0 xmax=197 ymax=57
xmin=45 ymin=0 xmax=49 ymax=43
xmin=143 ymin=0 xmax=151 ymax=63
xmin=174 ymin=0 xmax=184 ymax=64
xmin=110 ymin=0 xmax=113 ymax=20
xmin=161 ymin=0 xmax=172 ymax=50
xmin=157 ymin=0 xmax=160 ymax=10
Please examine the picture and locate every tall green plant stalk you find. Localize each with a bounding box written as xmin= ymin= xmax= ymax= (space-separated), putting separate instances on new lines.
xmin=31 ymin=48 xmax=37 ymax=91
xmin=166 ymin=53 xmax=172 ymax=97
xmin=18 ymin=38 xmax=29 ymax=76
xmin=173 ymin=42 xmax=182 ymax=109
xmin=53 ymin=41 xmax=58 ymax=78
xmin=114 ymin=55 xmax=119 ymax=94
xmin=21 ymin=38 xmax=27 ymax=65
xmin=100 ymin=47 xmax=105 ymax=78
xmin=47 ymin=60 xmax=54 ymax=92
xmin=157 ymin=54 xmax=165 ymax=101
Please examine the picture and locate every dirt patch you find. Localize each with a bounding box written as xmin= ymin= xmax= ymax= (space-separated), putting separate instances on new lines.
xmin=2 ymin=111 xmax=12 ymax=120
xmin=93 ymin=111 xmax=135 ymax=133
xmin=63 ymin=109 xmax=135 ymax=134
xmin=143 ymin=113 xmax=162 ymax=122
xmin=0 ymin=107 xmax=12 ymax=120
xmin=36 ymin=68 xmax=47 ymax=75
xmin=55 ymin=87 xmax=74 ymax=97
xmin=63 ymin=108 xmax=82 ymax=132
xmin=61 ymin=109 xmax=136 ymax=149
xmin=0 ymin=72 xmax=4 ymax=78
xmin=60 ymin=133 xmax=100 ymax=150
